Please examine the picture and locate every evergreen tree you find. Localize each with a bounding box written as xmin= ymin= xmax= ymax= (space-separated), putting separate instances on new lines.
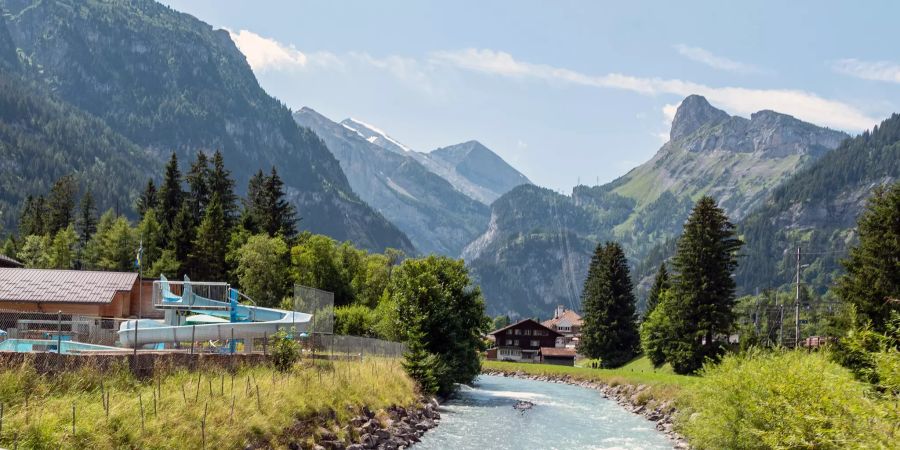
xmin=241 ymin=169 xmax=266 ymax=234
xmin=76 ymin=190 xmax=98 ymax=246
xmin=645 ymin=263 xmax=670 ymax=317
xmin=578 ymin=241 xmax=640 ymax=368
xmin=157 ymin=152 xmax=184 ymax=233
xmin=18 ymin=235 xmax=51 ymax=268
xmin=19 ymin=195 xmax=47 ymax=237
xmin=170 ymin=201 xmax=196 ymax=276
xmin=185 ymin=151 xmax=211 ymax=221
xmin=243 ymin=167 xmax=297 ymax=238
xmin=667 ymin=196 xmax=743 ymax=374
xmin=264 ymin=167 xmax=297 ymax=238
xmin=209 ymin=150 xmax=238 ymax=230
xmin=136 ymin=209 xmax=164 ymax=271
xmin=46 ymin=175 xmax=78 ymax=234
xmin=136 ymin=179 xmax=158 ymax=219
xmin=837 ymin=183 xmax=900 ymax=333
xmin=402 ymin=325 xmax=440 ymax=395
xmin=190 ymin=193 xmax=228 ymax=280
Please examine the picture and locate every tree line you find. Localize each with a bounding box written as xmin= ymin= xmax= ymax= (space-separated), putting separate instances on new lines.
xmin=0 ymin=150 xmax=488 ymax=396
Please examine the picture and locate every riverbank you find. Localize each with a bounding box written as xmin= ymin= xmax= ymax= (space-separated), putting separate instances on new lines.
xmin=0 ymin=357 xmax=427 ymax=449
xmin=482 ymin=360 xmax=692 ymax=449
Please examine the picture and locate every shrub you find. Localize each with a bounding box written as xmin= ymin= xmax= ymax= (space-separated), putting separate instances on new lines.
xmin=334 ymin=304 xmax=378 ymax=337
xmin=680 ymin=350 xmax=898 ymax=449
xmin=271 ymin=329 xmax=300 ymax=372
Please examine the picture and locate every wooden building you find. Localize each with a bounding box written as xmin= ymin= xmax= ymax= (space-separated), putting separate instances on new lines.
xmin=0 ymin=268 xmax=140 ymax=317
xmin=488 ymin=319 xmax=561 ymax=362
xmin=539 ymin=347 xmax=577 ymax=366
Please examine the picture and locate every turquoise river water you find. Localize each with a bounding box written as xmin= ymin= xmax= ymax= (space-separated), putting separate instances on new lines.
xmin=414 ymin=375 xmax=672 ymax=450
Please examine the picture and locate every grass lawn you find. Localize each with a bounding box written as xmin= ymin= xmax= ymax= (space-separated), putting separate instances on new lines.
xmin=0 ymin=357 xmax=416 ymax=449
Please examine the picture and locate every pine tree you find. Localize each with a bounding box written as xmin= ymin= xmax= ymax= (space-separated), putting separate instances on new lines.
xmin=209 ymin=150 xmax=238 ymax=230
xmin=169 ymin=201 xmax=196 ymax=277
xmin=136 ymin=209 xmax=164 ymax=271
xmin=46 ymin=175 xmax=78 ymax=234
xmin=18 ymin=195 xmax=47 ymax=237
xmin=136 ymin=179 xmax=158 ymax=219
xmin=578 ymin=241 xmax=640 ymax=368
xmin=190 ymin=193 xmax=228 ymax=280
xmin=402 ymin=325 xmax=439 ymax=395
xmin=185 ymin=151 xmax=211 ymax=221
xmin=242 ymin=167 xmax=297 ymax=237
xmin=242 ymin=169 xmax=266 ymax=234
xmin=265 ymin=167 xmax=297 ymax=238
xmin=157 ymin=152 xmax=184 ymax=233
xmin=645 ymin=263 xmax=670 ymax=317
xmin=76 ymin=190 xmax=98 ymax=246
xmin=667 ymin=196 xmax=743 ymax=374
xmin=837 ymin=182 xmax=900 ymax=333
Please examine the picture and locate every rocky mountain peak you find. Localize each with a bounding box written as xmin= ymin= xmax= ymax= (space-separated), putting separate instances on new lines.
xmin=670 ymin=95 xmax=730 ymax=141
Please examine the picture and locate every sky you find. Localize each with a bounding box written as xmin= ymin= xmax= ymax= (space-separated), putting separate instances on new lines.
xmin=164 ymin=0 xmax=900 ymax=192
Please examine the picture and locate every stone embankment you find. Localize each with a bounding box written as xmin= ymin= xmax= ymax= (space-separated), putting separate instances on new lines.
xmin=484 ymin=370 xmax=690 ymax=449
xmin=307 ymin=398 xmax=440 ymax=450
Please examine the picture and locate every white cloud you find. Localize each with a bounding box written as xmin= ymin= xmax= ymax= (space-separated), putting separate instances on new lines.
xmin=228 ymin=29 xmax=340 ymax=72
xmin=673 ymin=44 xmax=760 ymax=73
xmin=430 ymin=48 xmax=877 ymax=131
xmin=832 ymin=58 xmax=900 ymax=84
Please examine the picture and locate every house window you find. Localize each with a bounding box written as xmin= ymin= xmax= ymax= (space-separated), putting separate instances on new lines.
xmin=530 ymin=340 xmax=539 ymax=347
xmin=514 ymin=339 xmax=519 ymax=346
xmin=505 ymin=339 xmax=512 ymax=346
xmin=507 ymin=330 xmax=513 ymax=335
xmin=524 ymin=329 xmax=531 ymax=336
xmin=514 ymin=329 xmax=521 ymax=335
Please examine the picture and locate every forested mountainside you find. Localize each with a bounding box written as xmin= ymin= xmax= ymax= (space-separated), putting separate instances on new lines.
xmin=735 ymin=113 xmax=900 ymax=294
xmin=0 ymin=0 xmax=413 ymax=253
xmin=339 ymin=118 xmax=532 ymax=206
xmin=294 ymin=107 xmax=489 ymax=256
xmin=467 ymin=96 xmax=847 ymax=318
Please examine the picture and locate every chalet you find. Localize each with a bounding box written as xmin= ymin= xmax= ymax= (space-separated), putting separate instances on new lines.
xmin=541 ymin=305 xmax=583 ymax=348
xmin=539 ymin=346 xmax=577 ymax=366
xmin=488 ymin=319 xmax=561 ymax=362
xmin=0 ymin=268 xmax=142 ymax=317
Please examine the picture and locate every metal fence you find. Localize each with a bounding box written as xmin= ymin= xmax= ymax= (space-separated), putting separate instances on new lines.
xmin=0 ymin=309 xmax=405 ymax=362
xmin=291 ymin=285 xmax=334 ymax=335
xmin=736 ymin=300 xmax=846 ymax=348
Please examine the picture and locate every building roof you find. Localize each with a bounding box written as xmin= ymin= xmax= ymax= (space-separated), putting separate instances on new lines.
xmin=539 ymin=347 xmax=577 ymax=358
xmin=542 ymin=309 xmax=583 ymax=329
xmin=0 ymin=268 xmax=138 ymax=304
xmin=0 ymin=254 xmax=23 ymax=268
xmin=488 ymin=318 xmax=562 ymax=337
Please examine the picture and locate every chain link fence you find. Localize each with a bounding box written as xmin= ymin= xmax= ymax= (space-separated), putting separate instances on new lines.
xmin=291 ymin=285 xmax=334 ymax=335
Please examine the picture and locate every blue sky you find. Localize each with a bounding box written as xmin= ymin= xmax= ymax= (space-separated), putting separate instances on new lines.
xmin=165 ymin=0 xmax=899 ymax=192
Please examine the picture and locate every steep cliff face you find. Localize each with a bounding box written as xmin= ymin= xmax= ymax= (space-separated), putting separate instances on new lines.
xmin=613 ymin=95 xmax=848 ymax=221
xmin=295 ymin=108 xmax=489 ymax=256
xmin=425 ymin=141 xmax=533 ymax=204
xmin=466 ymin=95 xmax=849 ymax=318
xmin=0 ymin=0 xmax=413 ymax=253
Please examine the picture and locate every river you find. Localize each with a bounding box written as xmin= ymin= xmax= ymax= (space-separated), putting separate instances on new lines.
xmin=414 ymin=375 xmax=673 ymax=450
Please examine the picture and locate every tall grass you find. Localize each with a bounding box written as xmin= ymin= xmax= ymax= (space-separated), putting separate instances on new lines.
xmin=0 ymin=357 xmax=416 ymax=449
xmin=680 ymin=350 xmax=900 ymax=449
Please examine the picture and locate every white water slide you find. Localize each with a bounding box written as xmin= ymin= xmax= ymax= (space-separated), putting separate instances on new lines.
xmin=117 ymin=275 xmax=310 ymax=348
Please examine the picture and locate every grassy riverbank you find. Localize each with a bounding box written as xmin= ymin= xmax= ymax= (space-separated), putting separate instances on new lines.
xmin=0 ymin=358 xmax=417 ymax=449
xmin=485 ymin=351 xmax=900 ymax=449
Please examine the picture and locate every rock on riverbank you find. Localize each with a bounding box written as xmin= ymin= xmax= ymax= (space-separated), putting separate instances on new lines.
xmin=483 ymin=370 xmax=689 ymax=449
xmin=307 ymin=398 xmax=441 ymax=450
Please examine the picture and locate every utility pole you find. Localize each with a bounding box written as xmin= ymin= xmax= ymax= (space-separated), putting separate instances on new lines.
xmin=795 ymin=246 xmax=801 ymax=348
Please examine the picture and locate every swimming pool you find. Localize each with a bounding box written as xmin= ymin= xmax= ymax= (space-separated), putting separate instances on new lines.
xmin=0 ymin=339 xmax=124 ymax=354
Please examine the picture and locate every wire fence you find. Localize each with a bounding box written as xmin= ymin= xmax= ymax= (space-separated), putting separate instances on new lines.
xmin=0 ymin=308 xmax=405 ymax=376
xmin=736 ymin=300 xmax=846 ymax=348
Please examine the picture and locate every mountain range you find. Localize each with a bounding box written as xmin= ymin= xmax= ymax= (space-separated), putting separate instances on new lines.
xmin=1 ymin=0 xmax=896 ymax=321
xmin=0 ymin=0 xmax=412 ymax=253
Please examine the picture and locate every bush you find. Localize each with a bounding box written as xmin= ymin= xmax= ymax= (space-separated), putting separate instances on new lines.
xmin=681 ymin=350 xmax=898 ymax=449
xmin=334 ymin=304 xmax=378 ymax=337
xmin=271 ymin=329 xmax=300 ymax=372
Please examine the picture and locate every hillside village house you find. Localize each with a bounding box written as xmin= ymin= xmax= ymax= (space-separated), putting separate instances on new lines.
xmin=487 ymin=319 xmax=561 ymax=362
xmin=541 ymin=305 xmax=583 ymax=349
